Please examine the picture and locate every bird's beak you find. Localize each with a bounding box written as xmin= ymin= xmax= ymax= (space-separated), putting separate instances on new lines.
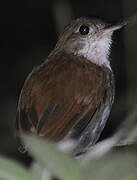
xmin=103 ymin=21 xmax=127 ymax=35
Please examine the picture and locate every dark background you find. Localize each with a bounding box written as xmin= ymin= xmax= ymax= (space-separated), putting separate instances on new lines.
xmin=0 ymin=0 xmax=137 ymax=166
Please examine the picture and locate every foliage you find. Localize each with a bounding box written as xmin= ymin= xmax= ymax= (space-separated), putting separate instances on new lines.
xmin=0 ymin=107 xmax=137 ymax=180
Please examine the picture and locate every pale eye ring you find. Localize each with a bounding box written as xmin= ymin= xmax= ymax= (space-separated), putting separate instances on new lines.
xmin=79 ymin=25 xmax=90 ymax=35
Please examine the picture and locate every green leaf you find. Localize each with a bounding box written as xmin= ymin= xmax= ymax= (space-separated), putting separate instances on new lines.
xmin=83 ymin=149 xmax=137 ymax=180
xmin=24 ymin=134 xmax=85 ymax=180
xmin=0 ymin=156 xmax=33 ymax=180
xmin=31 ymin=162 xmax=52 ymax=180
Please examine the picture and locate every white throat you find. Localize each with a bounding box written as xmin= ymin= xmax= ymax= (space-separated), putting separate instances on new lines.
xmin=75 ymin=35 xmax=112 ymax=70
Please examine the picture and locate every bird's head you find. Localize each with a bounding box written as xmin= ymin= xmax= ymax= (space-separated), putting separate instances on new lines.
xmin=53 ymin=17 xmax=124 ymax=69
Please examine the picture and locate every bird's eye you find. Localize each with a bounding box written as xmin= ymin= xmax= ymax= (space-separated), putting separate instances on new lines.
xmin=79 ymin=25 xmax=90 ymax=35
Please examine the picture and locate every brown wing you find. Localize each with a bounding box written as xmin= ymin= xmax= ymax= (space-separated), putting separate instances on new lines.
xmin=16 ymin=52 xmax=106 ymax=143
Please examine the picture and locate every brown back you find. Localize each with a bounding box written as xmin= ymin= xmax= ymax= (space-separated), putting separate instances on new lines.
xmin=17 ymin=52 xmax=106 ymax=141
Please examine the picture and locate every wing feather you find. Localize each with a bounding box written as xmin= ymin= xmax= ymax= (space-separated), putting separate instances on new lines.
xmin=16 ymin=52 xmax=106 ymax=144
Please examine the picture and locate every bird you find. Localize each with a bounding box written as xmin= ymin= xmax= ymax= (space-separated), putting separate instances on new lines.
xmin=15 ymin=17 xmax=123 ymax=156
